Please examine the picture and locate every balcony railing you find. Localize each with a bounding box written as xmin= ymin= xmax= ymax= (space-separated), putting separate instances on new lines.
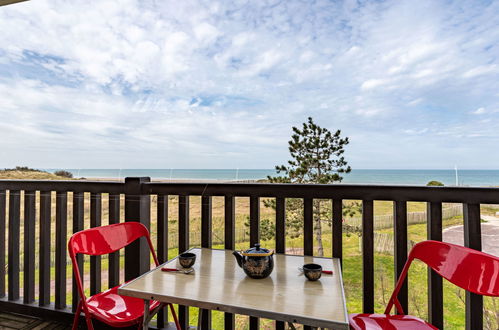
xmin=0 ymin=177 xmax=497 ymax=329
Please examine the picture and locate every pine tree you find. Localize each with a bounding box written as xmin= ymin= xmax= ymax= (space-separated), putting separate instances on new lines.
xmin=267 ymin=117 xmax=353 ymax=256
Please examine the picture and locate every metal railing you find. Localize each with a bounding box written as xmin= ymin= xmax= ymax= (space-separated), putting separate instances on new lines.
xmin=0 ymin=177 xmax=497 ymax=329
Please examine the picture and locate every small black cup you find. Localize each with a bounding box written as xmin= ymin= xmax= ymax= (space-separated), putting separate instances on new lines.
xmin=178 ymin=252 xmax=196 ymax=268
xmin=303 ymin=263 xmax=322 ymax=281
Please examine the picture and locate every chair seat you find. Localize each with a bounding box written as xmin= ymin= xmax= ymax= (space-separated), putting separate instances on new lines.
xmin=86 ymin=285 xmax=160 ymax=327
xmin=349 ymin=313 xmax=438 ymax=330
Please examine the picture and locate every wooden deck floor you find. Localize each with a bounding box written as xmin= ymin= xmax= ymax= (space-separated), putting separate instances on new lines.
xmin=0 ymin=313 xmax=183 ymax=330
xmin=0 ymin=313 xmax=70 ymax=330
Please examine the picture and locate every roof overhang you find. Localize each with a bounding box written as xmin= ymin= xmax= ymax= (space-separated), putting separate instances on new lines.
xmin=0 ymin=0 xmax=28 ymax=6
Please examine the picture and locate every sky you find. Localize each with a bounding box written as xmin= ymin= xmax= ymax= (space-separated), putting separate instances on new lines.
xmin=0 ymin=0 xmax=498 ymax=170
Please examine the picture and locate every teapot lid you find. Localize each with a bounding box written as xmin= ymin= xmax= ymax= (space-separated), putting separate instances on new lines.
xmin=244 ymin=243 xmax=270 ymax=254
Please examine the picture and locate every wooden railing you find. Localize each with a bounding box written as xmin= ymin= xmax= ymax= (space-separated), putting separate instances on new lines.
xmin=0 ymin=177 xmax=497 ymax=329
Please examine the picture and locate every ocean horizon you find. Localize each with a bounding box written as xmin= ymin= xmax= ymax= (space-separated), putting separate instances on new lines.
xmin=44 ymin=168 xmax=499 ymax=187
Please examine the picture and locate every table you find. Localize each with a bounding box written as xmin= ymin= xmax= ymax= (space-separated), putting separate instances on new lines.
xmin=118 ymin=248 xmax=349 ymax=329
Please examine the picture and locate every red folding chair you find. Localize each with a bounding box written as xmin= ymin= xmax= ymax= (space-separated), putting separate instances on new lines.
xmin=349 ymin=240 xmax=499 ymax=329
xmin=68 ymin=222 xmax=181 ymax=330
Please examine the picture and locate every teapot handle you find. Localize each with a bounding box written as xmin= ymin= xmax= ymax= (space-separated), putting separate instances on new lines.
xmin=240 ymin=250 xmax=274 ymax=257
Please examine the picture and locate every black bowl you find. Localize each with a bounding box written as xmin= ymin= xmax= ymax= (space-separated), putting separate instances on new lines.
xmin=303 ymin=263 xmax=322 ymax=281
xmin=178 ymin=252 xmax=196 ymax=268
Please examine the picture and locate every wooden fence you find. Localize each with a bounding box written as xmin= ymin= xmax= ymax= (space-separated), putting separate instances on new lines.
xmin=344 ymin=204 xmax=462 ymax=230
xmin=364 ymin=232 xmax=416 ymax=255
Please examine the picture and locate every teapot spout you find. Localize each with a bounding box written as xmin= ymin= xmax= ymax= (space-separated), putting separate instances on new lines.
xmin=232 ymin=251 xmax=243 ymax=268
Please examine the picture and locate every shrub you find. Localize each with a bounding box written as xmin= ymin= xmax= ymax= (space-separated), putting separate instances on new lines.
xmin=426 ymin=180 xmax=444 ymax=186
xmin=54 ymin=170 xmax=73 ymax=178
xmin=3 ymin=166 xmax=43 ymax=172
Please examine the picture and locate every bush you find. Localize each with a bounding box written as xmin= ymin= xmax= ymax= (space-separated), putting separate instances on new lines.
xmin=54 ymin=170 xmax=73 ymax=178
xmin=426 ymin=180 xmax=444 ymax=186
xmin=3 ymin=166 xmax=43 ymax=172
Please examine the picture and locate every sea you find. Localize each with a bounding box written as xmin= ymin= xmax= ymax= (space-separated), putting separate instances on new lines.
xmin=45 ymin=169 xmax=499 ymax=187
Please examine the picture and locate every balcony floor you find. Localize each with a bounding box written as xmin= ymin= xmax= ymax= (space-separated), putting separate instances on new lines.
xmin=0 ymin=312 xmax=70 ymax=330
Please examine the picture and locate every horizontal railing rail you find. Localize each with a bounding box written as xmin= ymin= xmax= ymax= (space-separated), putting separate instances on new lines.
xmin=0 ymin=180 xmax=124 ymax=193
xmin=142 ymin=181 xmax=499 ymax=203
xmin=0 ymin=177 xmax=497 ymax=330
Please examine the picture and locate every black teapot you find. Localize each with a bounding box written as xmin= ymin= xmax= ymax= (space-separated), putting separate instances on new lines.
xmin=233 ymin=244 xmax=274 ymax=279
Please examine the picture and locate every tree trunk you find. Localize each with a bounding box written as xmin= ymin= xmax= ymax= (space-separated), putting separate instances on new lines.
xmin=314 ymin=200 xmax=324 ymax=257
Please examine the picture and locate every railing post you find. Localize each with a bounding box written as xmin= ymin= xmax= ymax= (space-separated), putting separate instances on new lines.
xmin=302 ymin=198 xmax=314 ymax=330
xmin=303 ymin=198 xmax=314 ymax=256
xmin=275 ymin=197 xmax=286 ymax=330
xmin=200 ymin=195 xmax=212 ymax=329
xmin=39 ymin=191 xmax=51 ymax=306
xmin=275 ymin=197 xmax=286 ymax=253
xmin=23 ymin=190 xmax=36 ymax=304
xmin=393 ymin=201 xmax=408 ymax=314
xmin=124 ymin=177 xmax=151 ymax=281
xmin=332 ymin=199 xmax=343 ymax=265
xmin=249 ymin=196 xmax=260 ymax=330
xmin=0 ymin=190 xmax=5 ymax=298
xmin=90 ymin=193 xmax=102 ymax=295
xmin=8 ymin=190 xmax=20 ymax=301
xmin=249 ymin=196 xmax=260 ymax=247
xmin=156 ymin=194 xmax=169 ymax=328
xmin=108 ymin=194 xmax=121 ymax=288
xmin=55 ymin=191 xmax=68 ymax=309
xmin=224 ymin=195 xmax=236 ymax=330
xmin=72 ymin=192 xmax=85 ymax=312
xmin=362 ymin=200 xmax=374 ymax=314
xmin=463 ymin=203 xmax=483 ymax=330
xmin=178 ymin=194 xmax=190 ymax=329
xmin=427 ymin=202 xmax=443 ymax=329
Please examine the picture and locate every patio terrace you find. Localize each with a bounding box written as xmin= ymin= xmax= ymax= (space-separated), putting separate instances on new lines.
xmin=0 ymin=177 xmax=497 ymax=329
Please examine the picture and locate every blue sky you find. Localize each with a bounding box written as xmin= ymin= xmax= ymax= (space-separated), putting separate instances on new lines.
xmin=0 ymin=0 xmax=498 ymax=169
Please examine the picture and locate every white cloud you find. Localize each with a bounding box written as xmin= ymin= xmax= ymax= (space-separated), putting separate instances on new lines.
xmin=193 ymin=22 xmax=219 ymax=44
xmin=472 ymin=107 xmax=486 ymax=115
xmin=407 ymin=98 xmax=423 ymax=106
xmin=403 ymin=128 xmax=429 ymax=135
xmin=361 ymin=79 xmax=390 ymax=90
xmin=463 ymin=65 xmax=499 ymax=78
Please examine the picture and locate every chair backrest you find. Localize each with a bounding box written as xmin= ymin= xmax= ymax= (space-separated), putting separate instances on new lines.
xmin=410 ymin=240 xmax=499 ymax=296
xmin=68 ymin=222 xmax=159 ymax=317
xmin=69 ymin=222 xmax=151 ymax=256
xmin=386 ymin=240 xmax=499 ymax=314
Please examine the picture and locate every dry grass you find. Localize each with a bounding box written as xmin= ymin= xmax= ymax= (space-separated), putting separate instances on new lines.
xmin=0 ymin=169 xmax=70 ymax=180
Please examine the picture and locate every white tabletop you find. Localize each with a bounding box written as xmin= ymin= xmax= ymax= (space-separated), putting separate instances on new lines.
xmin=119 ymin=248 xmax=349 ymax=329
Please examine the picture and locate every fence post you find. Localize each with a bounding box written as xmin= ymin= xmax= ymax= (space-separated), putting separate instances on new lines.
xmin=124 ymin=177 xmax=151 ymax=281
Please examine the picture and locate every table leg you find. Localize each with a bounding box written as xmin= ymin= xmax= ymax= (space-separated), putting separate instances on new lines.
xmin=142 ymin=300 xmax=150 ymax=329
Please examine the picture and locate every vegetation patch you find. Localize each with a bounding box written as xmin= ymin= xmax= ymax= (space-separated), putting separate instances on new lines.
xmin=0 ymin=166 xmax=72 ymax=180
xmin=427 ymin=180 xmax=444 ymax=186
